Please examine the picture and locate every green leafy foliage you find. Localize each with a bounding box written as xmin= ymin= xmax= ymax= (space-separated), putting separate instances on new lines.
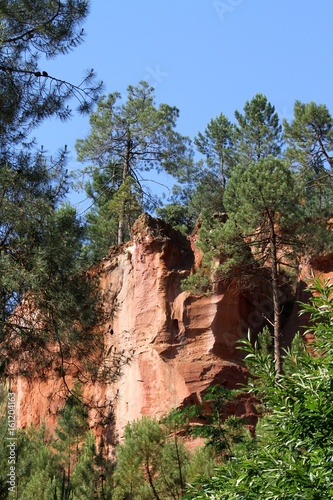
xmin=182 ymin=386 xmax=249 ymax=460
xmin=184 ymin=278 xmax=333 ymax=499
xmin=155 ymin=202 xmax=195 ymax=235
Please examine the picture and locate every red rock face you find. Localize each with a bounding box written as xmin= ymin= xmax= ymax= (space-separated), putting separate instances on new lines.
xmin=10 ymin=215 xmax=266 ymax=442
xmin=283 ymin=254 xmax=333 ymax=347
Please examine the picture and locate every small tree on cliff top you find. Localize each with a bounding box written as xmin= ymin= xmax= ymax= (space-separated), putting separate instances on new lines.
xmin=76 ymin=81 xmax=192 ymax=250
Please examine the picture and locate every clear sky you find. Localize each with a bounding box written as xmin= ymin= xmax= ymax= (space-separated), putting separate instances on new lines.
xmin=35 ymin=0 xmax=333 ymax=211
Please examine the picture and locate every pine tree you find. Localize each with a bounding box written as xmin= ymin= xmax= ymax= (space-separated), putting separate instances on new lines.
xmin=158 ymin=114 xmax=235 ymax=231
xmin=234 ymin=93 xmax=283 ymax=165
xmin=114 ymin=415 xmax=192 ymax=500
xmin=187 ymin=157 xmax=333 ymax=374
xmin=76 ymin=81 xmax=192 ymax=248
xmin=14 ymin=424 xmax=57 ymax=500
xmin=53 ymin=383 xmax=90 ymax=498
xmin=284 ymin=101 xmax=333 ymax=213
xmin=0 ymin=1 xmax=118 ymax=394
xmin=114 ymin=414 xmax=219 ymax=500
xmin=284 ymin=100 xmax=333 ymax=173
xmin=113 ymin=416 xmax=165 ymax=499
xmin=0 ymin=201 xmax=114 ymax=391
xmin=161 ymin=95 xmax=283 ymax=232
xmin=70 ymin=432 xmax=100 ymax=499
xmin=0 ymin=392 xmax=114 ymax=499
xmin=0 ymin=0 xmax=101 ymax=151
xmin=194 ymin=113 xmax=236 ymax=188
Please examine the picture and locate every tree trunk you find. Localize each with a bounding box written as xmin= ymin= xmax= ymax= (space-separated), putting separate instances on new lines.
xmin=145 ymin=461 xmax=161 ymax=500
xmin=117 ymin=135 xmax=130 ymax=245
xmin=269 ymin=224 xmax=282 ymax=376
xmin=174 ymin=432 xmax=184 ymax=493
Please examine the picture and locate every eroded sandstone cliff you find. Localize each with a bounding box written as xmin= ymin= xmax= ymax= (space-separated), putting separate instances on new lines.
xmin=12 ymin=214 xmax=326 ymax=444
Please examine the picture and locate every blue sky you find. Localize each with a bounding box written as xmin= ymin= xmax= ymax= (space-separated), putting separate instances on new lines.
xmin=35 ymin=0 xmax=333 ymax=211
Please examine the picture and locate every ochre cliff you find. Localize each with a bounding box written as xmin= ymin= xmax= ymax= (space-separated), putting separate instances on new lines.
xmin=12 ymin=214 xmax=328 ymax=444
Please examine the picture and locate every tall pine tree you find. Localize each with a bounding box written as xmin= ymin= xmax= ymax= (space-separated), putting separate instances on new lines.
xmin=234 ymin=93 xmax=283 ymax=165
xmin=76 ymin=81 xmax=192 ymax=250
xmin=0 ymin=1 xmax=124 ymax=401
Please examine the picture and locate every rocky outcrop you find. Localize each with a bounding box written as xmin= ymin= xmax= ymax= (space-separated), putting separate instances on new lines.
xmin=14 ymin=214 xmax=317 ymax=443
xmin=283 ymin=253 xmax=333 ymax=347
xmin=99 ymin=214 xmax=253 ymax=441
